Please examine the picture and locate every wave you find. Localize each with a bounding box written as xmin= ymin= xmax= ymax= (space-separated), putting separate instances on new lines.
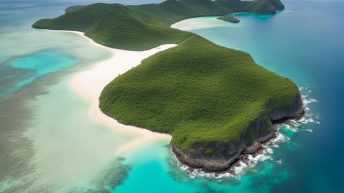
xmin=176 ymin=87 xmax=319 ymax=180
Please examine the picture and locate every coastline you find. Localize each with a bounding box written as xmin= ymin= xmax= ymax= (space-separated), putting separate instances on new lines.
xmin=61 ymin=30 xmax=175 ymax=156
xmin=4 ymin=0 xmax=340 ymax=191
xmin=171 ymin=17 xmax=232 ymax=31
xmin=169 ymin=18 xmax=304 ymax=172
xmin=172 ymin=114 xmax=304 ymax=173
xmin=174 ymin=105 xmax=309 ymax=177
xmin=55 ymin=29 xmax=303 ymax=172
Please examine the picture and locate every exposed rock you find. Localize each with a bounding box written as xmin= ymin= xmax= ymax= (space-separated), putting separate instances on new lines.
xmin=228 ymin=169 xmax=235 ymax=175
xmin=172 ymin=92 xmax=304 ymax=172
xmin=258 ymin=149 xmax=263 ymax=155
xmin=244 ymin=141 xmax=262 ymax=154
xmin=234 ymin=161 xmax=241 ymax=167
xmin=242 ymin=158 xmax=249 ymax=165
xmin=270 ymin=93 xmax=304 ymax=121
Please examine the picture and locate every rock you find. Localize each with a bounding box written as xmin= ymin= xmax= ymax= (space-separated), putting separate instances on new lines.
xmin=234 ymin=161 xmax=241 ymax=167
xmin=270 ymin=93 xmax=304 ymax=121
xmin=228 ymin=169 xmax=235 ymax=175
xmin=244 ymin=141 xmax=262 ymax=154
xmin=258 ymin=149 xmax=263 ymax=154
xmin=172 ymin=92 xmax=304 ymax=172
xmin=242 ymin=158 xmax=249 ymax=165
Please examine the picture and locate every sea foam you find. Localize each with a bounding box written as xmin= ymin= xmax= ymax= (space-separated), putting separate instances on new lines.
xmin=176 ymin=87 xmax=319 ymax=180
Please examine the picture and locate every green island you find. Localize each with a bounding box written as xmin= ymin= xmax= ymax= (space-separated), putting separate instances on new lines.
xmin=217 ymin=15 xmax=240 ymax=23
xmin=33 ymin=0 xmax=304 ymax=171
xmin=33 ymin=0 xmax=284 ymax=51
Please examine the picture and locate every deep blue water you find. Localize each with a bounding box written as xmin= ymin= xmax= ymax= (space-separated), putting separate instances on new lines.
xmin=0 ymin=0 xmax=343 ymax=192
xmin=112 ymin=0 xmax=344 ymax=192
xmin=186 ymin=1 xmax=344 ymax=191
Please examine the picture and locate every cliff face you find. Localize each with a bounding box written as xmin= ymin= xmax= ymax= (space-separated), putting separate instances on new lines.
xmin=271 ymin=94 xmax=304 ymax=121
xmin=245 ymin=0 xmax=285 ymax=14
xmin=173 ymin=94 xmax=304 ymax=172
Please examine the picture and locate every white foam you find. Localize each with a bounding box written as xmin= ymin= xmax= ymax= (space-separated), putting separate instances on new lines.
xmin=177 ymin=86 xmax=319 ymax=180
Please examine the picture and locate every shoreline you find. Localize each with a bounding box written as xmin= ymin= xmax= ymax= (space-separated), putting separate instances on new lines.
xmin=169 ymin=19 xmax=305 ymax=173
xmin=59 ymin=30 xmax=175 ymax=156
xmin=170 ymin=90 xmax=304 ymax=172
xmin=175 ymin=89 xmax=318 ymax=177
xmin=175 ymin=113 xmax=308 ymax=178
xmin=48 ymin=29 xmax=304 ymax=174
xmin=171 ymin=16 xmax=231 ymax=31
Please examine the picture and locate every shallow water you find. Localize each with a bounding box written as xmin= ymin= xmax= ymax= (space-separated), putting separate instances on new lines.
xmin=1 ymin=50 xmax=77 ymax=97
xmin=1 ymin=0 xmax=343 ymax=192
xmin=0 ymin=0 xmax=160 ymax=192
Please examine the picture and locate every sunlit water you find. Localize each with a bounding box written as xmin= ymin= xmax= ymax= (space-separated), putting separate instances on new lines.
xmin=1 ymin=0 xmax=343 ymax=193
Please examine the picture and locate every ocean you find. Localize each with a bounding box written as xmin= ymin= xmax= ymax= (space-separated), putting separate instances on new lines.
xmin=0 ymin=0 xmax=343 ymax=192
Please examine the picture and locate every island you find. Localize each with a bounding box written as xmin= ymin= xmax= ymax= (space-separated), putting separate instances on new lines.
xmin=33 ymin=0 xmax=304 ymax=172
xmin=33 ymin=0 xmax=285 ymax=51
xmin=217 ymin=16 xmax=240 ymax=23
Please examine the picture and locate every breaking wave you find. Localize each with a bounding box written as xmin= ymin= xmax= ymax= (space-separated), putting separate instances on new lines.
xmin=176 ymin=87 xmax=319 ymax=179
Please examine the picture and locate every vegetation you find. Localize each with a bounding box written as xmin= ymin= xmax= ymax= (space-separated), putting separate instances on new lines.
xmin=32 ymin=0 xmax=284 ymax=50
xmin=99 ymin=36 xmax=299 ymax=151
xmin=33 ymin=3 xmax=190 ymax=50
xmin=217 ymin=16 xmax=240 ymax=23
xmin=33 ymin=0 xmax=296 ymax=153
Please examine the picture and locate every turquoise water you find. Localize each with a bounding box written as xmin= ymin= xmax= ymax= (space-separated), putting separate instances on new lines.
xmin=111 ymin=0 xmax=344 ymax=193
xmin=1 ymin=50 xmax=77 ymax=97
xmin=183 ymin=2 xmax=344 ymax=192
xmin=0 ymin=0 xmax=343 ymax=192
xmin=113 ymin=140 xmax=291 ymax=193
xmin=0 ymin=1 xmax=169 ymax=193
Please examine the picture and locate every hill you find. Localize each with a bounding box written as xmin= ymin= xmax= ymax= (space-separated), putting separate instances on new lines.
xmin=32 ymin=0 xmax=302 ymax=171
xmin=33 ymin=0 xmax=284 ymax=50
xmin=99 ymin=36 xmax=303 ymax=171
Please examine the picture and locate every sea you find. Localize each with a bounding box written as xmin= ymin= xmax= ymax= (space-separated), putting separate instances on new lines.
xmin=0 ymin=0 xmax=343 ymax=192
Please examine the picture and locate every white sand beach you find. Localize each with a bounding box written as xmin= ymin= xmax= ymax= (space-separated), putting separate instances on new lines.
xmin=67 ymin=31 xmax=174 ymax=156
xmin=171 ymin=17 xmax=229 ymax=31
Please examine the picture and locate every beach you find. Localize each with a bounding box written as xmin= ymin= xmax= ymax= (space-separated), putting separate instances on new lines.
xmin=67 ymin=31 xmax=174 ymax=155
xmin=1 ymin=0 xmax=342 ymax=192
xmin=0 ymin=28 xmax=176 ymax=192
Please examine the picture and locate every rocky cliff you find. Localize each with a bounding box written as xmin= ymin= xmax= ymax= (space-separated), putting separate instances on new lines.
xmin=172 ymin=93 xmax=304 ymax=172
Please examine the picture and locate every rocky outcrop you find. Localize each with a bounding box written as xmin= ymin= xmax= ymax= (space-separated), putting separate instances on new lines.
xmin=270 ymin=93 xmax=305 ymax=121
xmin=172 ymin=93 xmax=304 ymax=172
xmin=247 ymin=0 xmax=285 ymax=14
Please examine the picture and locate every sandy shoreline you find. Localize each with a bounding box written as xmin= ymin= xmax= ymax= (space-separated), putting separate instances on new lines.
xmin=171 ymin=17 xmax=231 ymax=31
xmin=63 ymin=30 xmax=174 ymax=156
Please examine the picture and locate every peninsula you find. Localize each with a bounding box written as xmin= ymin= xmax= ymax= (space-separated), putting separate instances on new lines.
xmin=33 ymin=0 xmax=304 ymax=171
xmin=33 ymin=0 xmax=284 ymax=50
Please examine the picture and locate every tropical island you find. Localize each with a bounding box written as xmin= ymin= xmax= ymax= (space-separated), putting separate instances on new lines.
xmin=33 ymin=0 xmax=284 ymax=51
xmin=33 ymin=0 xmax=304 ymax=171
